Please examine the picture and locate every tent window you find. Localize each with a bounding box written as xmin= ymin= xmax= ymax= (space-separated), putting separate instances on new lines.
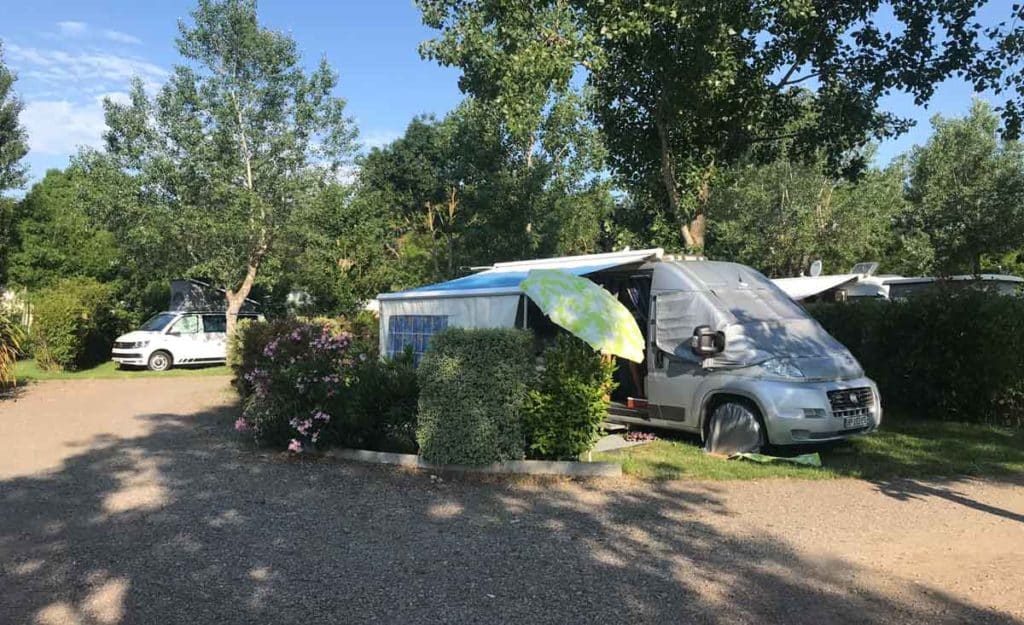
xmin=387 ymin=315 xmax=448 ymax=363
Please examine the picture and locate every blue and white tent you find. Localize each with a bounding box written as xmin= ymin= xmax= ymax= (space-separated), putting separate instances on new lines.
xmin=376 ymin=249 xmax=663 ymax=359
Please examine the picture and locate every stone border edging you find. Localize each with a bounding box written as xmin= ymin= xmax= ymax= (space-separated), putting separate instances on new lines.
xmin=325 ymin=447 xmax=622 ymax=477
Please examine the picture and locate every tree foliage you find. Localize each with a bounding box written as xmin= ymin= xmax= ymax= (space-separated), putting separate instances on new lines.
xmin=6 ymin=169 xmax=121 ymax=291
xmin=904 ymin=100 xmax=1024 ymax=275
xmin=418 ymin=0 xmax=1024 ymax=251
xmin=102 ymin=0 xmax=357 ymax=332
xmin=0 ymin=41 xmax=28 ymax=194
xmin=707 ymin=152 xmax=932 ymax=278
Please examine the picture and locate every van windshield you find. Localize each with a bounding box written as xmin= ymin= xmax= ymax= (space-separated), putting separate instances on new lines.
xmin=140 ymin=313 xmax=177 ymax=332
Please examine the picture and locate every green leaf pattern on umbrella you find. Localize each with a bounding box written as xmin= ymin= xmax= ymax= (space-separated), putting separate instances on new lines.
xmin=519 ymin=269 xmax=645 ymax=363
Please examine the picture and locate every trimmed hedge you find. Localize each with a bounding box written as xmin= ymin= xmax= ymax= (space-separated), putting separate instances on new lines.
xmin=416 ymin=328 xmax=535 ymax=465
xmin=524 ymin=335 xmax=616 ymax=460
xmin=31 ymin=278 xmax=123 ymax=371
xmin=809 ymin=289 xmax=1024 ymax=427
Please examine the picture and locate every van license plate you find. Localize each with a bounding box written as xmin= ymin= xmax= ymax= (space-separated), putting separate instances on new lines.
xmin=844 ymin=415 xmax=869 ymax=429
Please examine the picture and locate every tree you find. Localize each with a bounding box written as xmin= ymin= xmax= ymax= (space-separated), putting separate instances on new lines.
xmin=103 ymin=0 xmax=357 ymax=333
xmin=351 ymin=97 xmax=612 ymax=293
xmin=706 ymin=153 xmax=932 ymax=278
xmin=904 ymin=100 xmax=1024 ymax=275
xmin=0 ymin=41 xmax=28 ymax=194
xmin=418 ymin=0 xmax=1024 ymax=252
xmin=7 ymin=169 xmax=121 ymax=291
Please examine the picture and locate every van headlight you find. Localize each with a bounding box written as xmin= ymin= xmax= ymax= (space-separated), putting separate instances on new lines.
xmin=760 ymin=358 xmax=805 ymax=379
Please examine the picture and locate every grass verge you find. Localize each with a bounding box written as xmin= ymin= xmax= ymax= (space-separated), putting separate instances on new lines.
xmin=13 ymin=359 xmax=231 ymax=381
xmin=595 ymin=414 xmax=1024 ymax=481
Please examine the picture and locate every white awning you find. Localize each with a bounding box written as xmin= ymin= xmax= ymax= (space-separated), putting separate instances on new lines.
xmin=772 ymin=274 xmax=859 ymax=300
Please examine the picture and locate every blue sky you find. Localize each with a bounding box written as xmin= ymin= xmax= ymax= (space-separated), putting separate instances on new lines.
xmin=0 ymin=0 xmax=1010 ymax=187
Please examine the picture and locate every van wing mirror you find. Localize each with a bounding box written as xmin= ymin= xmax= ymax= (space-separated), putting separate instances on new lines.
xmin=690 ymin=325 xmax=725 ymax=358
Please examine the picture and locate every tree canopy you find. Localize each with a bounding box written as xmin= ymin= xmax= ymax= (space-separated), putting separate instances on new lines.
xmin=0 ymin=41 xmax=28 ymax=194
xmin=904 ymin=100 xmax=1024 ymax=275
xmin=102 ymin=0 xmax=357 ymax=331
xmin=418 ymin=0 xmax=1024 ymax=251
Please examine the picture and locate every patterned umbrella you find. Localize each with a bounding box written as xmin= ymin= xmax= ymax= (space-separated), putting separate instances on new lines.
xmin=519 ymin=269 xmax=645 ymax=363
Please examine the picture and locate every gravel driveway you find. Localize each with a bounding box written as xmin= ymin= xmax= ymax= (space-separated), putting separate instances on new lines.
xmin=1 ymin=377 xmax=1022 ymax=625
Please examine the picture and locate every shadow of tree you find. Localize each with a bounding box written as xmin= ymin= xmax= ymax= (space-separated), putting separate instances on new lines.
xmin=0 ymin=403 xmax=1019 ymax=624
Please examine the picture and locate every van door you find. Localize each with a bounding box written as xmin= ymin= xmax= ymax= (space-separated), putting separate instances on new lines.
xmin=200 ymin=314 xmax=228 ymax=362
xmin=164 ymin=314 xmax=203 ymax=364
xmin=646 ymin=295 xmax=704 ymax=429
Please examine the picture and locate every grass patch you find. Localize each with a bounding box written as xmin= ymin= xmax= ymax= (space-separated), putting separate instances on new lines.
xmin=596 ymin=415 xmax=1024 ymax=481
xmin=13 ymin=359 xmax=231 ymax=381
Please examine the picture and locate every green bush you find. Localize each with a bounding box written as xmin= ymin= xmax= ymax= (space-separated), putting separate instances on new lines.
xmin=524 ymin=335 xmax=616 ymax=460
xmin=809 ymin=289 xmax=1024 ymax=427
xmin=31 ymin=278 xmax=122 ymax=371
xmin=331 ymin=349 xmax=419 ymax=452
xmin=417 ymin=328 xmax=535 ymax=465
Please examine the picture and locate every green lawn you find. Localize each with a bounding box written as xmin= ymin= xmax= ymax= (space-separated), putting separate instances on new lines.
xmin=13 ymin=359 xmax=231 ymax=381
xmin=596 ymin=415 xmax=1024 ymax=481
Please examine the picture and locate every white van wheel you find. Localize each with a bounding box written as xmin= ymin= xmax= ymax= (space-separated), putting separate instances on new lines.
xmin=704 ymin=400 xmax=766 ymax=454
xmin=148 ymin=351 xmax=173 ymax=372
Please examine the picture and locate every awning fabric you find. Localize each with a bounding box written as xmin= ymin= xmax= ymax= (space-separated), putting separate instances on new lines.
xmin=772 ymin=274 xmax=859 ymax=300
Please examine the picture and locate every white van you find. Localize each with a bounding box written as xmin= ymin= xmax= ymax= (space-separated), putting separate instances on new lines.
xmin=111 ymin=311 xmax=260 ymax=371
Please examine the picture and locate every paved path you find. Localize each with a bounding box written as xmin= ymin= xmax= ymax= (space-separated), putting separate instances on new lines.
xmin=1 ymin=377 xmax=1022 ymax=625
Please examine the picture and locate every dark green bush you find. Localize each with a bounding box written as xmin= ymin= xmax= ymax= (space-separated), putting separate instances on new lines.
xmin=809 ymin=289 xmax=1024 ymax=427
xmin=331 ymin=349 xmax=419 ymax=452
xmin=31 ymin=278 xmax=123 ymax=371
xmin=417 ymin=328 xmax=535 ymax=465
xmin=524 ymin=335 xmax=617 ymax=460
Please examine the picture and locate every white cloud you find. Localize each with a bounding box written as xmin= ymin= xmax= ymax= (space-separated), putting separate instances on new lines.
xmin=362 ymin=129 xmax=401 ymax=149
xmin=7 ymin=43 xmax=166 ymax=89
xmin=56 ymin=21 xmax=88 ymax=36
xmin=19 ymin=99 xmax=108 ymax=155
xmin=102 ymin=29 xmax=143 ymax=45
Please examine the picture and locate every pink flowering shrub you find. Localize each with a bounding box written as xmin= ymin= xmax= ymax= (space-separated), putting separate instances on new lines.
xmin=233 ymin=319 xmax=355 ymax=451
xmin=231 ymin=317 xmax=418 ymax=453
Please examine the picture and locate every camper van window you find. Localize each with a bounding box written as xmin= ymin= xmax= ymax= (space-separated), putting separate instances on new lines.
xmin=203 ymin=314 xmax=228 ymax=333
xmin=387 ymin=315 xmax=448 ymax=363
xmin=170 ymin=314 xmax=200 ymax=335
xmin=140 ymin=313 xmax=176 ymax=332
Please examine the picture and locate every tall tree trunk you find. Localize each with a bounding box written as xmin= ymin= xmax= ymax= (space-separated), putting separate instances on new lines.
xmin=225 ymin=256 xmax=260 ymax=337
xmin=655 ymin=116 xmax=694 ymax=249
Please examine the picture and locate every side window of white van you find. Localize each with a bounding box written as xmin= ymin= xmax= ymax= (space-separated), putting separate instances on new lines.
xmin=203 ymin=314 xmax=227 ymax=333
xmin=170 ymin=314 xmax=200 ymax=334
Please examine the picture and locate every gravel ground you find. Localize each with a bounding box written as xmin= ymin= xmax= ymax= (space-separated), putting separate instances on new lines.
xmin=1 ymin=377 xmax=1022 ymax=625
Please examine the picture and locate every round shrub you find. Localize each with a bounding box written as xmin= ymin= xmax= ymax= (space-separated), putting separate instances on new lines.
xmin=416 ymin=328 xmax=535 ymax=465
xmin=234 ymin=320 xmax=354 ymax=450
xmin=524 ymin=334 xmax=616 ymax=460
xmin=31 ymin=277 xmax=121 ymax=371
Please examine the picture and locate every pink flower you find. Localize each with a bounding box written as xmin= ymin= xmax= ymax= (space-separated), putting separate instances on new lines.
xmin=234 ymin=417 xmax=250 ymax=432
xmin=287 ymin=439 xmax=303 ymax=453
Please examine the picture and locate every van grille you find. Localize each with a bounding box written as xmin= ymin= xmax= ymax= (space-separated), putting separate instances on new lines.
xmin=827 ymin=387 xmax=874 ymax=418
xmin=113 ymin=341 xmax=134 ymax=349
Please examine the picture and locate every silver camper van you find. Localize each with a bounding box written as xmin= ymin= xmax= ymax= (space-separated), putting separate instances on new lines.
xmin=378 ymin=249 xmax=881 ymax=451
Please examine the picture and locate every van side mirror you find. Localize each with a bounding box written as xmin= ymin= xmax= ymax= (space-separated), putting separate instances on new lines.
xmin=690 ymin=325 xmax=725 ymax=357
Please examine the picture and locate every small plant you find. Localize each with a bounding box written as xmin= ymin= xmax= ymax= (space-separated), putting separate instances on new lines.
xmin=523 ymin=334 xmax=616 ymax=460
xmin=0 ymin=314 xmax=24 ymax=388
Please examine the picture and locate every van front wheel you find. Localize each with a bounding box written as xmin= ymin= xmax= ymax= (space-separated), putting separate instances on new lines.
xmin=704 ymin=399 xmax=766 ymax=455
xmin=147 ymin=351 xmax=173 ymax=372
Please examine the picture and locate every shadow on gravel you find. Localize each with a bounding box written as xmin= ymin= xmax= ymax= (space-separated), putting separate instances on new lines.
xmin=0 ymin=405 xmax=1018 ymax=624
xmin=872 ymin=477 xmax=1024 ymax=525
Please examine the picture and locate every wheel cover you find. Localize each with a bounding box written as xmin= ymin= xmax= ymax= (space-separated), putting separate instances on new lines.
xmin=705 ymin=403 xmax=763 ymax=454
xmin=151 ymin=354 xmax=168 ymax=369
